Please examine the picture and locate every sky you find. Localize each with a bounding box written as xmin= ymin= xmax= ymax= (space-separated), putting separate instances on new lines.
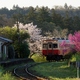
xmin=0 ymin=0 xmax=80 ymax=9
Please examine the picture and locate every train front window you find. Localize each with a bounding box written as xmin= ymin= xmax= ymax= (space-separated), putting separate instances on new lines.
xmin=49 ymin=44 xmax=52 ymax=48
xmin=43 ymin=44 xmax=47 ymax=48
xmin=53 ymin=43 xmax=58 ymax=48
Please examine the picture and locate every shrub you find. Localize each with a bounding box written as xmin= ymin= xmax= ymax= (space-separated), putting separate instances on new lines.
xmin=1 ymin=72 xmax=17 ymax=80
xmin=0 ymin=66 xmax=17 ymax=80
xmin=70 ymin=52 xmax=80 ymax=62
xmin=31 ymin=53 xmax=47 ymax=62
xmin=64 ymin=52 xmax=73 ymax=60
xmin=19 ymin=42 xmax=30 ymax=58
xmin=8 ymin=45 xmax=15 ymax=59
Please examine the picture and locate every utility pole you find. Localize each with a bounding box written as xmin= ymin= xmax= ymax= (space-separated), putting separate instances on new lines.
xmin=16 ymin=19 xmax=19 ymax=33
xmin=16 ymin=19 xmax=20 ymax=43
xmin=76 ymin=61 xmax=80 ymax=80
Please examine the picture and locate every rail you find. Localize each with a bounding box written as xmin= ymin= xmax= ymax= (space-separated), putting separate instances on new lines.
xmin=14 ymin=62 xmax=48 ymax=80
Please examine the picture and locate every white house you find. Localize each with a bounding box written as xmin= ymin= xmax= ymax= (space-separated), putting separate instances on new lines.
xmin=0 ymin=37 xmax=12 ymax=60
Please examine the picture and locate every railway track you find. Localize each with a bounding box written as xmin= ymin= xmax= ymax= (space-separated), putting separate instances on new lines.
xmin=14 ymin=63 xmax=48 ymax=80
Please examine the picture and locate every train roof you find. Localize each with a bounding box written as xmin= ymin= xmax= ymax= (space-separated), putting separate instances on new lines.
xmin=58 ymin=40 xmax=70 ymax=43
xmin=42 ymin=38 xmax=70 ymax=43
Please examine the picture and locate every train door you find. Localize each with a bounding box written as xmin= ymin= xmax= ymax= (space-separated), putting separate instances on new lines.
xmin=52 ymin=42 xmax=63 ymax=60
xmin=52 ymin=43 xmax=59 ymax=55
xmin=47 ymin=42 xmax=53 ymax=55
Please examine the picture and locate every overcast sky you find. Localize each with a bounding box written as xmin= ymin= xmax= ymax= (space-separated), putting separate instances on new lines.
xmin=0 ymin=0 xmax=80 ymax=9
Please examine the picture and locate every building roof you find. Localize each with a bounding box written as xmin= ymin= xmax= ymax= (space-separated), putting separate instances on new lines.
xmin=0 ymin=37 xmax=12 ymax=43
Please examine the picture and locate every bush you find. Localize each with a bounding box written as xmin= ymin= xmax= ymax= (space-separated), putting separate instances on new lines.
xmin=19 ymin=42 xmax=30 ymax=58
xmin=1 ymin=72 xmax=17 ymax=80
xmin=31 ymin=53 xmax=47 ymax=62
xmin=8 ymin=45 xmax=15 ymax=59
xmin=70 ymin=52 xmax=80 ymax=62
xmin=0 ymin=66 xmax=17 ymax=80
xmin=64 ymin=52 xmax=73 ymax=60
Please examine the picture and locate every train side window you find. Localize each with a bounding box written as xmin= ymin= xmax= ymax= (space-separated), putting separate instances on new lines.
xmin=53 ymin=44 xmax=58 ymax=48
xmin=43 ymin=44 xmax=47 ymax=48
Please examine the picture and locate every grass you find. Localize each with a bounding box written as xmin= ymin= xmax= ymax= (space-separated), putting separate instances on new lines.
xmin=0 ymin=61 xmax=36 ymax=80
xmin=30 ymin=53 xmax=80 ymax=80
xmin=29 ymin=61 xmax=79 ymax=80
xmin=0 ymin=66 xmax=17 ymax=80
xmin=0 ymin=72 xmax=17 ymax=80
xmin=0 ymin=52 xmax=80 ymax=80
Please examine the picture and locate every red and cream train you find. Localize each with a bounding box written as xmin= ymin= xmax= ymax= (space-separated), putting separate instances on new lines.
xmin=42 ymin=38 xmax=71 ymax=61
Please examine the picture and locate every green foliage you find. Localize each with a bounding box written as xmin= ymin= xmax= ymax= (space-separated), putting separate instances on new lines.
xmin=70 ymin=52 xmax=80 ymax=62
xmin=0 ymin=14 xmax=13 ymax=27
xmin=36 ymin=7 xmax=51 ymax=22
xmin=70 ymin=55 xmax=76 ymax=62
xmin=0 ymin=26 xmax=30 ymax=58
xmin=64 ymin=52 xmax=73 ymax=60
xmin=0 ymin=26 xmax=29 ymax=42
xmin=41 ymin=22 xmax=56 ymax=35
xmin=8 ymin=45 xmax=15 ymax=59
xmin=0 ymin=66 xmax=4 ymax=73
xmin=62 ymin=53 xmax=72 ymax=65
xmin=0 ymin=66 xmax=17 ymax=80
xmin=51 ymin=9 xmax=63 ymax=27
xmin=1 ymin=72 xmax=17 ymax=80
xmin=31 ymin=53 xmax=47 ymax=62
xmin=25 ymin=7 xmax=37 ymax=23
xmin=0 ymin=6 xmax=80 ymax=34
xmin=18 ymin=42 xmax=30 ymax=58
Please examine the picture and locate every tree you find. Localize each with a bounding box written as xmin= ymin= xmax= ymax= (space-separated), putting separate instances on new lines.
xmin=41 ymin=22 xmax=56 ymax=36
xmin=0 ymin=26 xmax=30 ymax=58
xmin=0 ymin=14 xmax=13 ymax=27
xmin=50 ymin=9 xmax=63 ymax=27
xmin=15 ymin=22 xmax=42 ymax=41
xmin=73 ymin=16 xmax=80 ymax=32
xmin=63 ymin=12 xmax=73 ymax=33
xmin=24 ymin=7 xmax=37 ymax=24
xmin=14 ymin=22 xmax=42 ymax=56
xmin=36 ymin=7 xmax=51 ymax=22
xmin=52 ymin=28 xmax=68 ymax=38
xmin=68 ymin=31 xmax=80 ymax=52
xmin=17 ymin=41 xmax=30 ymax=58
xmin=64 ymin=3 xmax=68 ymax=10
xmin=60 ymin=31 xmax=80 ymax=55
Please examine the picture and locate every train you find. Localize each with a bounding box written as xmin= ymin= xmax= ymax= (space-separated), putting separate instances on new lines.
xmin=42 ymin=38 xmax=72 ymax=61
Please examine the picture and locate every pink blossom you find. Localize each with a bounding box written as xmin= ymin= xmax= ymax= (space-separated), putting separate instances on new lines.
xmin=68 ymin=31 xmax=80 ymax=52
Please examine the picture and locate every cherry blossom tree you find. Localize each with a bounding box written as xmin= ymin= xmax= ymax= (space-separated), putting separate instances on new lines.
xmin=60 ymin=31 xmax=80 ymax=55
xmin=14 ymin=22 xmax=42 ymax=41
xmin=60 ymin=40 xmax=71 ymax=55
xmin=53 ymin=28 xmax=68 ymax=38
xmin=14 ymin=22 xmax=42 ymax=56
xmin=68 ymin=31 xmax=80 ymax=52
